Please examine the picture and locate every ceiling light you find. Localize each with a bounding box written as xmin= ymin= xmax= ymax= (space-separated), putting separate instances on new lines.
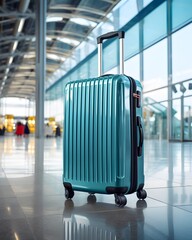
xmin=57 ymin=38 xmax=79 ymax=46
xmin=24 ymin=52 xmax=36 ymax=59
xmin=8 ymin=57 xmax=14 ymax=65
xmin=47 ymin=53 xmax=65 ymax=61
xmin=172 ymin=85 xmax=177 ymax=93
xmin=46 ymin=36 xmax=53 ymax=42
xmin=70 ymin=18 xmax=97 ymax=27
xmin=180 ymin=83 xmax=186 ymax=93
xmin=14 ymin=74 xmax=33 ymax=77
xmin=18 ymin=65 xmax=35 ymax=70
xmin=12 ymin=41 xmax=18 ymax=51
xmin=18 ymin=19 xmax=25 ymax=33
xmin=46 ymin=16 xmax=63 ymax=22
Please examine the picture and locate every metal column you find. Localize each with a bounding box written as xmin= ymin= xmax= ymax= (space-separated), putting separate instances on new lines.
xmin=180 ymin=95 xmax=184 ymax=141
xmin=35 ymin=0 xmax=46 ymax=138
xmin=167 ymin=0 xmax=173 ymax=141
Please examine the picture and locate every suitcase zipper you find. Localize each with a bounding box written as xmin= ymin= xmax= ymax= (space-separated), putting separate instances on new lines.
xmin=127 ymin=76 xmax=138 ymax=194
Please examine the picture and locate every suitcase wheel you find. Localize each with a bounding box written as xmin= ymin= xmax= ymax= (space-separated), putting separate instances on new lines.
xmin=87 ymin=194 xmax=96 ymax=204
xmin=65 ymin=188 xmax=74 ymax=199
xmin=114 ymin=194 xmax=127 ymax=207
xmin=136 ymin=189 xmax=147 ymax=200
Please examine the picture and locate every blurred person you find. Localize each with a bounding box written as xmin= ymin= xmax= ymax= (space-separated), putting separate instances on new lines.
xmin=24 ymin=121 xmax=30 ymax=137
xmin=15 ymin=121 xmax=24 ymax=136
xmin=0 ymin=124 xmax=5 ymax=136
xmin=55 ymin=124 xmax=61 ymax=137
xmin=44 ymin=123 xmax=53 ymax=138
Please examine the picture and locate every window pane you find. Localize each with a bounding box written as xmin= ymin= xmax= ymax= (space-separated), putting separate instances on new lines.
xmin=144 ymin=88 xmax=168 ymax=102
xmin=172 ymin=0 xmax=192 ymax=31
xmin=184 ymin=96 xmax=192 ymax=140
xmin=89 ymin=55 xmax=97 ymax=78
xmin=172 ymin=98 xmax=181 ymax=140
xmin=79 ymin=62 xmax=88 ymax=79
xmin=172 ymin=24 xmax=192 ymax=83
xmin=143 ymin=39 xmax=168 ymax=91
xmin=103 ymin=40 xmax=118 ymax=73
xmin=105 ymin=66 xmax=118 ymax=75
xmin=143 ymin=2 xmax=167 ymax=48
xmin=71 ymin=70 xmax=78 ymax=81
xmin=124 ymin=55 xmax=140 ymax=80
xmin=143 ymin=98 xmax=168 ymax=139
xmin=119 ymin=0 xmax=138 ymax=27
xmin=143 ymin=0 xmax=153 ymax=8
xmin=125 ymin=24 xmax=139 ymax=59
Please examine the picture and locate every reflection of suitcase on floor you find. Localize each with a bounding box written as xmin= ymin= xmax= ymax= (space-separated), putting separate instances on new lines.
xmin=63 ymin=31 xmax=147 ymax=207
xmin=62 ymin=199 xmax=146 ymax=240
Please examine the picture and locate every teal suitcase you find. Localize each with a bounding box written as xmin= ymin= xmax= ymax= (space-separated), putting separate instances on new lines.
xmin=63 ymin=31 xmax=147 ymax=207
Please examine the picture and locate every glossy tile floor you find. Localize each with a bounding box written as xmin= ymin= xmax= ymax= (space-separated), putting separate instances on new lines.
xmin=0 ymin=136 xmax=192 ymax=240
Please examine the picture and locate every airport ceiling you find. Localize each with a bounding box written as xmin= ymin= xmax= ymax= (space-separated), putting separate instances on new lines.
xmin=0 ymin=0 xmax=120 ymax=99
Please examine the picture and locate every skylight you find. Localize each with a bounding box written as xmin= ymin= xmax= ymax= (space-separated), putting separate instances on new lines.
xmin=46 ymin=16 xmax=63 ymax=22
xmin=47 ymin=53 xmax=65 ymax=62
xmin=70 ymin=18 xmax=97 ymax=27
xmin=57 ymin=37 xmax=79 ymax=46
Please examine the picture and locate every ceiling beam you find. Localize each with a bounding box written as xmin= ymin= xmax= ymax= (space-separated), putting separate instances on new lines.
xmin=47 ymin=12 xmax=101 ymax=23
xmin=47 ymin=30 xmax=86 ymax=39
xmin=0 ymin=35 xmax=34 ymax=43
xmin=0 ymin=12 xmax=35 ymax=18
xmin=49 ymin=4 xmax=106 ymax=17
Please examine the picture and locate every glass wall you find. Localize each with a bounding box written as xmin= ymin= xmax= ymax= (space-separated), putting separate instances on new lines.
xmin=124 ymin=55 xmax=140 ymax=80
xmin=172 ymin=24 xmax=192 ymax=83
xmin=172 ymin=0 xmax=192 ymax=31
xmin=44 ymin=0 xmax=192 ymax=141
xmin=184 ymin=96 xmax=192 ymax=140
xmin=172 ymin=98 xmax=181 ymax=140
xmin=125 ymin=24 xmax=139 ymax=59
xmin=143 ymin=39 xmax=168 ymax=91
xmin=0 ymin=0 xmax=191 ymax=140
xmin=143 ymin=2 xmax=167 ymax=48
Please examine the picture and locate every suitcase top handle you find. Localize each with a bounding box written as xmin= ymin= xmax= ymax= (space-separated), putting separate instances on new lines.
xmin=97 ymin=31 xmax=125 ymax=76
xmin=97 ymin=31 xmax=125 ymax=44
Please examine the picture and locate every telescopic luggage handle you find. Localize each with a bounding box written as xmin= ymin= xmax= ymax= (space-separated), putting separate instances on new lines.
xmin=97 ymin=31 xmax=125 ymax=76
xmin=97 ymin=31 xmax=125 ymax=44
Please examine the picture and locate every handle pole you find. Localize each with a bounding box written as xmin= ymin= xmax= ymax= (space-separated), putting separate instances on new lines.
xmin=98 ymin=43 xmax=102 ymax=76
xmin=119 ymin=38 xmax=124 ymax=74
xmin=97 ymin=31 xmax=125 ymax=76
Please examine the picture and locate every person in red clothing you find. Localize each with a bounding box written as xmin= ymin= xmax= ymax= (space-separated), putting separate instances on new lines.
xmin=15 ymin=121 xmax=24 ymax=136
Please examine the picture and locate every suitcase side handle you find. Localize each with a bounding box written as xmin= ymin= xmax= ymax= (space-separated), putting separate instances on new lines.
xmin=97 ymin=31 xmax=125 ymax=76
xmin=97 ymin=31 xmax=125 ymax=44
xmin=137 ymin=116 xmax=143 ymax=157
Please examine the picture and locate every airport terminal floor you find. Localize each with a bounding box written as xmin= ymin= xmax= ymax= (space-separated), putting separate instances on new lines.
xmin=0 ymin=136 xmax=192 ymax=240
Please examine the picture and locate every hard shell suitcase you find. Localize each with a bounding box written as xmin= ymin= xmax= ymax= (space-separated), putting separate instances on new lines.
xmin=63 ymin=31 xmax=147 ymax=207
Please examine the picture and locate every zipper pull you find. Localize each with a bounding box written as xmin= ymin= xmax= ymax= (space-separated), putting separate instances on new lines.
xmin=133 ymin=93 xmax=140 ymax=99
xmin=133 ymin=91 xmax=141 ymax=108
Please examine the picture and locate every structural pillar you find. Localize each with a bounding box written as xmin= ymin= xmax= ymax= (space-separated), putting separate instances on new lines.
xmin=167 ymin=0 xmax=172 ymax=141
xmin=35 ymin=0 xmax=46 ymax=138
